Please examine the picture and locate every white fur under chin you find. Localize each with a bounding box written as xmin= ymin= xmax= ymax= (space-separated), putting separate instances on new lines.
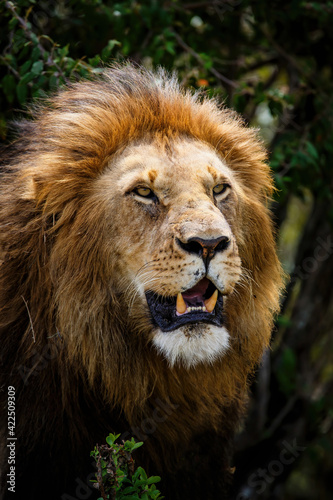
xmin=152 ymin=325 xmax=230 ymax=368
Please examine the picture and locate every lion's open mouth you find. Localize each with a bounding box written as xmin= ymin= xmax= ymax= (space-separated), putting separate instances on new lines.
xmin=145 ymin=278 xmax=224 ymax=332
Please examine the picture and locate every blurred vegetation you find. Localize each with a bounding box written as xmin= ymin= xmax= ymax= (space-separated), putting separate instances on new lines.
xmin=1 ymin=1 xmax=332 ymax=498
xmin=90 ymin=433 xmax=163 ymax=499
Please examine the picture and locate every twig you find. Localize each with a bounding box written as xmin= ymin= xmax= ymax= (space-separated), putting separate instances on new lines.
xmin=96 ymin=449 xmax=108 ymax=500
xmin=171 ymin=29 xmax=238 ymax=89
xmin=0 ymin=56 xmax=21 ymax=79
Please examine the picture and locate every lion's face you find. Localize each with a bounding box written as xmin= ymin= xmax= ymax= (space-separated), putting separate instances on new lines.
xmin=95 ymin=137 xmax=244 ymax=367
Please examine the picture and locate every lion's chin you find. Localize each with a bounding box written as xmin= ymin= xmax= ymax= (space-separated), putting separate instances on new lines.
xmin=151 ymin=324 xmax=230 ymax=368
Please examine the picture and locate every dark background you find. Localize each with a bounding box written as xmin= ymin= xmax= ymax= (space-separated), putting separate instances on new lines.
xmin=1 ymin=1 xmax=332 ymax=498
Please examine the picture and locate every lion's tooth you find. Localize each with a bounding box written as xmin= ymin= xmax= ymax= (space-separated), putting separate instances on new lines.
xmin=176 ymin=292 xmax=187 ymax=315
xmin=204 ymin=289 xmax=218 ymax=313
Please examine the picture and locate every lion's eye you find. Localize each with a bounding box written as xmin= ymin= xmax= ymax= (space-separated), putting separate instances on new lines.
xmin=213 ymin=183 xmax=230 ymax=199
xmin=132 ymin=186 xmax=158 ymax=203
xmin=135 ymin=187 xmax=153 ymax=197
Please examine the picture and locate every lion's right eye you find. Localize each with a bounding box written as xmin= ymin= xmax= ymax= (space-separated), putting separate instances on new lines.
xmin=212 ymin=183 xmax=231 ymax=201
xmin=132 ymin=187 xmax=158 ymax=203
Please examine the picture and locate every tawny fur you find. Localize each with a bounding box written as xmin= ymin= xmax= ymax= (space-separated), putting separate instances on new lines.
xmin=0 ymin=64 xmax=283 ymax=500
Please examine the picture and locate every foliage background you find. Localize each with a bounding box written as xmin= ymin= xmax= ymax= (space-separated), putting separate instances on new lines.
xmin=1 ymin=0 xmax=332 ymax=498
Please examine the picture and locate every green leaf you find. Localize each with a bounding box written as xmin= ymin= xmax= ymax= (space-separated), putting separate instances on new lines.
xmin=136 ymin=467 xmax=147 ymax=480
xmin=306 ymin=141 xmax=319 ymax=160
xmin=49 ymin=75 xmax=59 ymax=89
xmin=9 ymin=17 xmax=19 ymax=29
xmin=31 ymin=61 xmax=44 ymax=75
xmin=124 ymin=440 xmax=143 ymax=452
xmin=31 ymin=46 xmax=41 ymax=62
xmin=131 ymin=441 xmax=144 ymax=450
xmin=106 ymin=433 xmax=120 ymax=446
xmin=20 ymin=60 xmax=32 ymax=75
xmin=165 ymin=41 xmax=175 ymax=55
xmin=150 ymin=490 xmax=162 ymax=499
xmin=88 ymin=55 xmax=101 ymax=67
xmin=106 ymin=433 xmax=115 ymax=445
xmin=146 ymin=476 xmax=161 ymax=485
xmin=101 ymin=39 xmax=121 ymax=59
xmin=132 ymin=479 xmax=147 ymax=487
xmin=19 ymin=72 xmax=35 ymax=86
xmin=30 ymin=32 xmax=39 ymax=44
xmin=59 ymin=45 xmax=69 ymax=58
xmin=121 ymin=486 xmax=137 ymax=494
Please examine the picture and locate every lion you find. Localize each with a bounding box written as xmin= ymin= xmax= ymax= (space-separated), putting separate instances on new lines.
xmin=0 ymin=64 xmax=283 ymax=500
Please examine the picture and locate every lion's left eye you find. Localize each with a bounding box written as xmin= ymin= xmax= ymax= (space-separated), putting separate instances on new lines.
xmin=135 ymin=187 xmax=154 ymax=197
xmin=213 ymin=183 xmax=230 ymax=199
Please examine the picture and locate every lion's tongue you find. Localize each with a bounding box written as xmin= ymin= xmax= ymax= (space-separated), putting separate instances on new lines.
xmin=176 ymin=278 xmax=218 ymax=315
xmin=182 ymin=278 xmax=210 ymax=304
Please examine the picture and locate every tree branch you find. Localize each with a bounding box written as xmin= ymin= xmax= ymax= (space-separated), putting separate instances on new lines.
xmin=171 ymin=29 xmax=238 ymax=89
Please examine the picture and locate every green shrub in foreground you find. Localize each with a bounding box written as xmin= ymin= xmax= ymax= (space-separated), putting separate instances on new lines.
xmin=90 ymin=433 xmax=163 ymax=500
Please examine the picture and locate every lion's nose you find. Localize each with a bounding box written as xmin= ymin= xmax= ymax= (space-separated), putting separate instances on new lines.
xmin=176 ymin=235 xmax=230 ymax=264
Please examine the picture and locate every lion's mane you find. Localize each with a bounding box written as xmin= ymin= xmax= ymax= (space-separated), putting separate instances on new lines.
xmin=0 ymin=64 xmax=283 ymax=500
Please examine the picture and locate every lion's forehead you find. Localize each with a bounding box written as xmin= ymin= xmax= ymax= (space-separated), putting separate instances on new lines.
xmin=113 ymin=138 xmax=237 ymax=198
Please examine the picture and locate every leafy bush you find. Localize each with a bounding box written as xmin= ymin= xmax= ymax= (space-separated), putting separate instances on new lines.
xmin=90 ymin=433 xmax=163 ymax=500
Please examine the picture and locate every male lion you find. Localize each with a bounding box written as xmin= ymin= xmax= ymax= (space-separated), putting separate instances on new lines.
xmin=0 ymin=64 xmax=283 ymax=500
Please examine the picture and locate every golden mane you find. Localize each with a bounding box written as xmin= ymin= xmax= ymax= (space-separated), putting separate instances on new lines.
xmin=0 ymin=64 xmax=283 ymax=500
